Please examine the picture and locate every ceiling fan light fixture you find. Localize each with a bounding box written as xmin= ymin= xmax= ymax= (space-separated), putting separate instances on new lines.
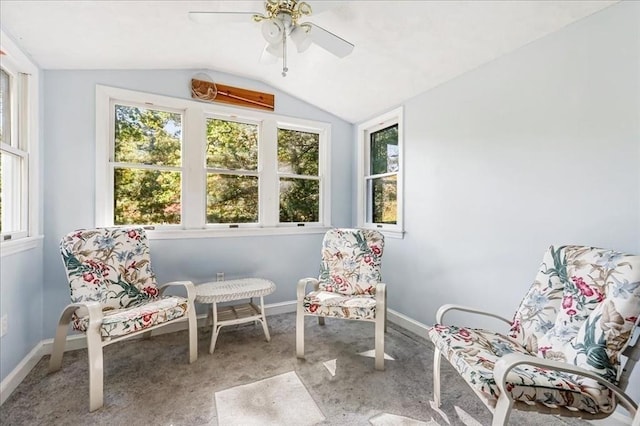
xmin=290 ymin=24 xmax=312 ymax=53
xmin=189 ymin=0 xmax=354 ymax=77
xmin=261 ymin=18 xmax=284 ymax=44
xmin=265 ymin=41 xmax=283 ymax=58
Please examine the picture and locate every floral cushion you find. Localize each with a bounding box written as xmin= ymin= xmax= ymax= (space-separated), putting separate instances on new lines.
xmin=563 ymin=292 xmax=640 ymax=384
xmin=535 ymin=247 xmax=613 ymax=357
xmin=431 ymin=245 xmax=640 ymax=415
xmin=72 ymin=295 xmax=188 ymax=339
xmin=60 ymin=227 xmax=159 ymax=310
xmin=509 ymin=245 xmax=640 ymax=383
xmin=303 ymin=290 xmax=376 ymax=320
xmin=60 ymin=227 xmax=192 ymax=340
xmin=508 ymin=246 xmax=567 ymax=353
xmin=318 ymin=229 xmax=384 ymax=296
xmin=428 ymin=325 xmax=615 ymax=414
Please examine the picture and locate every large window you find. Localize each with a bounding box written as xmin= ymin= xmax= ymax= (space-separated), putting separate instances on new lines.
xmin=206 ymin=117 xmax=259 ymax=224
xmin=96 ymin=86 xmax=330 ymax=236
xmin=357 ymin=107 xmax=404 ymax=237
xmin=0 ymin=63 xmax=29 ymax=242
xmin=278 ymin=127 xmax=320 ymax=223
xmin=113 ymin=104 xmax=183 ymax=225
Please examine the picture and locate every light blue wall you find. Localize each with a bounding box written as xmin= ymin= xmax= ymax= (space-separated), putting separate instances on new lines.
xmin=41 ymin=69 xmax=354 ymax=338
xmin=381 ymin=0 xmax=639 ymax=401
xmin=386 ymin=0 xmax=640 ymax=326
xmin=0 ymin=247 xmax=44 ymax=381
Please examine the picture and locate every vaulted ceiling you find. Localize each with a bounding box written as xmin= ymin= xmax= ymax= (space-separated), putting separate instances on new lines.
xmin=0 ymin=1 xmax=616 ymax=123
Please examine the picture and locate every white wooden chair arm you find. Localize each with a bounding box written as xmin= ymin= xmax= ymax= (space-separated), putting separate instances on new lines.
xmin=494 ymin=353 xmax=638 ymax=417
xmin=49 ymin=301 xmax=103 ymax=373
xmin=436 ymin=303 xmax=512 ymax=325
xmin=297 ymin=277 xmax=319 ymax=301
xmin=158 ymin=280 xmax=196 ymax=303
xmin=67 ymin=301 xmax=104 ymax=325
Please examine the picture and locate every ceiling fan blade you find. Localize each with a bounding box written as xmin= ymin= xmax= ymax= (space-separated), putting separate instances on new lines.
xmin=189 ymin=11 xmax=259 ymax=24
xmin=306 ymin=23 xmax=354 ymax=58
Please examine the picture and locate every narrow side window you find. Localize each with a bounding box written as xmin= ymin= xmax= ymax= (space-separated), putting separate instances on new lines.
xmin=357 ymin=107 xmax=404 ymax=237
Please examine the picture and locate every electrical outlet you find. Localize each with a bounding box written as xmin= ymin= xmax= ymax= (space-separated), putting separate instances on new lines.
xmin=216 ymin=272 xmax=224 ymax=282
xmin=0 ymin=314 xmax=7 ymax=338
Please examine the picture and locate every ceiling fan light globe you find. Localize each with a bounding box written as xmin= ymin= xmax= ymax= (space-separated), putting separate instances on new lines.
xmin=260 ymin=44 xmax=280 ymax=63
xmin=261 ymin=18 xmax=284 ymax=44
xmin=290 ymin=26 xmax=312 ymax=53
xmin=265 ymin=42 xmax=283 ymax=58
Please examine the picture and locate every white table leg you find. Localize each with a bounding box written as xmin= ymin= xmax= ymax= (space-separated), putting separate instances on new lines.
xmin=209 ymin=302 xmax=220 ymax=354
xmin=259 ymin=295 xmax=271 ymax=342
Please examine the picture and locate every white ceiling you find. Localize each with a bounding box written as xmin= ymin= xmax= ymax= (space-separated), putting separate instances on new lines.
xmin=0 ymin=1 xmax=616 ymax=123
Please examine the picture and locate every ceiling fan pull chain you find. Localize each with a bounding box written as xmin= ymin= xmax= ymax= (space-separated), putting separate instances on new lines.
xmin=282 ymin=31 xmax=288 ymax=77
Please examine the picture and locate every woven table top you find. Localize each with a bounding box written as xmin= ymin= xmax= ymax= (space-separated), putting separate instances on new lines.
xmin=195 ymin=278 xmax=276 ymax=303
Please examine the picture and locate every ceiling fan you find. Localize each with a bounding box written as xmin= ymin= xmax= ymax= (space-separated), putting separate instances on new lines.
xmin=189 ymin=0 xmax=354 ymax=77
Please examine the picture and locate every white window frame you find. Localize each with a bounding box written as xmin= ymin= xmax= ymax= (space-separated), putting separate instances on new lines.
xmin=204 ymin=113 xmax=261 ymax=228
xmin=96 ymin=85 xmax=331 ymax=239
xmin=275 ymin=121 xmax=329 ymax=228
xmin=357 ymin=106 xmax=404 ymax=238
xmin=0 ymin=31 xmax=41 ymax=256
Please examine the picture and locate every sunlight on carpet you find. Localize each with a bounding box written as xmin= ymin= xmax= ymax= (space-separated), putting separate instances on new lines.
xmin=454 ymin=406 xmax=483 ymax=426
xmin=323 ymin=359 xmax=337 ymax=376
xmin=357 ymin=349 xmax=396 ymax=360
xmin=429 ymin=400 xmax=450 ymax=424
xmin=215 ymin=371 xmax=325 ymax=425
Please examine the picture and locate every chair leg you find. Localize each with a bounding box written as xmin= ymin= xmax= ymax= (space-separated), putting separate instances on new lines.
xmin=375 ymin=307 xmax=385 ymax=371
xmin=187 ymin=301 xmax=198 ymax=363
xmin=49 ymin=305 xmax=77 ymax=373
xmin=492 ymin=393 xmax=513 ymax=426
xmin=374 ymin=282 xmax=386 ymax=371
xmin=384 ymin=291 xmax=388 ymax=333
xmin=296 ymin=299 xmax=305 ymax=359
xmin=86 ymin=328 xmax=104 ymax=412
xmin=433 ymin=347 xmax=442 ymax=407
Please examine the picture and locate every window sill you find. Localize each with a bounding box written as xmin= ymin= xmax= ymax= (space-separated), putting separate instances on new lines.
xmin=0 ymin=235 xmax=43 ymax=257
xmin=379 ymin=229 xmax=405 ymax=239
xmin=146 ymin=226 xmax=331 ymax=240
xmin=359 ymin=225 xmax=405 ymax=239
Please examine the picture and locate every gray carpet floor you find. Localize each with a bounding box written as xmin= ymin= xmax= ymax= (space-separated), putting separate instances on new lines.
xmin=0 ymin=312 xmax=590 ymax=425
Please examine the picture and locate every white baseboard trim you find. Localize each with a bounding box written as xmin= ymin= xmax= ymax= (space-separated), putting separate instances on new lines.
xmin=387 ymin=308 xmax=430 ymax=338
xmin=264 ymin=300 xmax=297 ymax=316
xmin=0 ymin=342 xmax=45 ymax=405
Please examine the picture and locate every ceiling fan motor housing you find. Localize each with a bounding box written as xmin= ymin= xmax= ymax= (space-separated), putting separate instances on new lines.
xmin=264 ymin=0 xmax=312 ymax=25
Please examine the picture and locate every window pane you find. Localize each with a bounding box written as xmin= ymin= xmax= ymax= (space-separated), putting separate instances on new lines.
xmin=206 ymin=119 xmax=258 ymax=171
xmin=114 ymin=168 xmax=181 ymax=225
xmin=0 ymin=151 xmax=22 ymax=233
xmin=207 ymin=174 xmax=258 ymax=223
xmin=114 ymin=105 xmax=181 ymax=166
xmin=278 ymin=128 xmax=319 ymax=175
xmin=279 ymin=178 xmax=319 ymax=223
xmin=0 ymin=69 xmax=10 ymax=145
xmin=367 ymin=175 xmax=397 ymax=224
xmin=370 ymin=124 xmax=398 ymax=175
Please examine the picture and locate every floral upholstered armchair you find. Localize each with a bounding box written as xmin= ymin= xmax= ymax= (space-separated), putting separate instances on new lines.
xmin=49 ymin=227 xmax=198 ymax=411
xmin=429 ymin=245 xmax=640 ymax=425
xmin=296 ymin=228 xmax=387 ymax=370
